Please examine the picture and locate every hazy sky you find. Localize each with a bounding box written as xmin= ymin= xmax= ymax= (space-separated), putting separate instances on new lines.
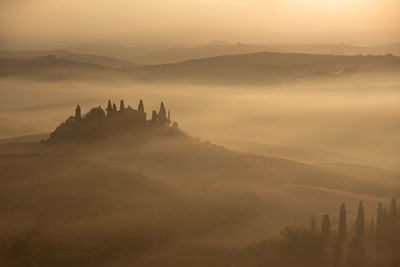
xmin=1 ymin=0 xmax=399 ymax=46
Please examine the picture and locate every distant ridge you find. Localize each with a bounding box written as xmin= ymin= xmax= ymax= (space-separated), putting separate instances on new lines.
xmin=125 ymin=52 xmax=400 ymax=84
xmin=0 ymin=56 xmax=116 ymax=79
xmin=0 ymin=50 xmax=140 ymax=69
xmin=1 ymin=52 xmax=399 ymax=83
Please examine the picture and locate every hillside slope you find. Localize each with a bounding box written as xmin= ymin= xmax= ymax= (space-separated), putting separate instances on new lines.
xmin=0 ymin=50 xmax=140 ymax=68
xmin=126 ymin=52 xmax=400 ymax=84
xmin=1 ymin=131 xmax=399 ymax=265
xmin=0 ymin=56 xmax=117 ymax=79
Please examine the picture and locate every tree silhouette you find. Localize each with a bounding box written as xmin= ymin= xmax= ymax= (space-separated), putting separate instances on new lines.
xmin=75 ymin=105 xmax=81 ymax=121
xmin=338 ymin=203 xmax=347 ymax=240
xmin=356 ymin=201 xmax=365 ymax=238
xmin=321 ymin=214 xmax=331 ymax=241
xmin=389 ymin=198 xmax=399 ymax=266
xmin=310 ymin=216 xmax=317 ymax=234
xmin=152 ymin=110 xmax=157 ymax=122
xmin=333 ymin=204 xmax=347 ymax=267
xmin=390 ymin=198 xmax=398 ymax=229
xmin=376 ymin=202 xmax=385 ymax=265
xmin=138 ymin=99 xmax=144 ymax=113
xmin=107 ymin=100 xmax=112 ymax=118
xmin=158 ymin=101 xmax=167 ymax=122
xmin=120 ymin=99 xmax=125 ymax=112
xmin=347 ymin=202 xmax=368 ymax=267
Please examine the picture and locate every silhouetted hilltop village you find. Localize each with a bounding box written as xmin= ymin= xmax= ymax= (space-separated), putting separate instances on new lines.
xmin=47 ymin=99 xmax=179 ymax=142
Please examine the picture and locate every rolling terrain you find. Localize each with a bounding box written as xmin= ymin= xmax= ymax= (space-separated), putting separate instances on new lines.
xmin=0 ymin=50 xmax=140 ymax=68
xmin=2 ymin=51 xmax=399 ymax=84
xmin=0 ymin=129 xmax=399 ymax=265
xmin=125 ymin=52 xmax=400 ymax=84
xmin=0 ymin=56 xmax=116 ymax=80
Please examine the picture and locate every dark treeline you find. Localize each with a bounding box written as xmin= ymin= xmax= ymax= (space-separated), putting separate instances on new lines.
xmin=243 ymin=197 xmax=400 ymax=267
xmin=46 ymin=99 xmax=179 ymax=143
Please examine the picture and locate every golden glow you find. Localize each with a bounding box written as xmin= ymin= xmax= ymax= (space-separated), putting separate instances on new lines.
xmin=0 ymin=0 xmax=399 ymax=45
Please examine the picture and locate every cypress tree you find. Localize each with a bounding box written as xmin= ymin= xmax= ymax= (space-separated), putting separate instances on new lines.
xmin=107 ymin=100 xmax=113 ymax=118
xmin=158 ymin=101 xmax=167 ymax=121
xmin=112 ymin=103 xmax=117 ymax=113
xmin=152 ymin=110 xmax=157 ymax=122
xmin=334 ymin=204 xmax=347 ymax=267
xmin=347 ymin=202 xmax=368 ymax=267
xmin=376 ymin=203 xmax=385 ymax=265
xmin=120 ymin=100 xmax=125 ymax=112
xmin=321 ymin=214 xmax=331 ymax=241
xmin=369 ymin=218 xmax=375 ymax=240
xmin=356 ymin=201 xmax=365 ymax=238
xmin=389 ymin=198 xmax=399 ymax=266
xmin=390 ymin=198 xmax=398 ymax=228
xmin=338 ymin=203 xmax=347 ymax=240
xmin=311 ymin=216 xmax=317 ymax=234
xmin=138 ymin=99 xmax=144 ymax=113
xmin=75 ymin=105 xmax=81 ymax=121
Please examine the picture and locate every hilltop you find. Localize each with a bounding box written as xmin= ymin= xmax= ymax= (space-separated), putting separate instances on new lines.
xmin=46 ymin=99 xmax=178 ymax=143
xmin=1 ymin=52 xmax=399 ymax=84
xmin=0 ymin=56 xmax=116 ymax=80
xmin=125 ymin=52 xmax=400 ymax=84
xmin=0 ymin=50 xmax=140 ymax=68
xmin=1 ymin=100 xmax=399 ymax=265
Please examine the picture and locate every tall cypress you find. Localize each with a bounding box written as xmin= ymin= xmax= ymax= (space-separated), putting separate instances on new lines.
xmin=321 ymin=214 xmax=331 ymax=241
xmin=338 ymin=203 xmax=347 ymax=240
xmin=138 ymin=99 xmax=144 ymax=113
xmin=334 ymin=204 xmax=347 ymax=267
xmin=376 ymin=203 xmax=384 ymax=263
xmin=75 ymin=105 xmax=81 ymax=121
xmin=369 ymin=218 xmax=375 ymax=240
xmin=347 ymin=202 xmax=367 ymax=267
xmin=311 ymin=216 xmax=317 ymax=234
xmin=356 ymin=201 xmax=365 ymax=238
xmin=390 ymin=198 xmax=398 ymax=228
xmin=107 ymin=100 xmax=113 ymax=118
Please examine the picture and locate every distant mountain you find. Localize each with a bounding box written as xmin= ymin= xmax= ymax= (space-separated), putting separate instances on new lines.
xmin=0 ymin=56 xmax=116 ymax=79
xmin=126 ymin=42 xmax=400 ymax=65
xmin=274 ymin=43 xmax=400 ymax=56
xmin=130 ymin=42 xmax=281 ymax=65
xmin=126 ymin=52 xmax=400 ymax=84
xmin=0 ymin=50 xmax=140 ymax=68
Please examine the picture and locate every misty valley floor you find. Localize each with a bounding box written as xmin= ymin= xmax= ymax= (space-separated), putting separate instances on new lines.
xmin=0 ymin=128 xmax=399 ymax=266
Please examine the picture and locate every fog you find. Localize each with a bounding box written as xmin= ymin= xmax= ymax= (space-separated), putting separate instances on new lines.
xmin=1 ymin=0 xmax=400 ymax=265
xmin=1 ymin=76 xmax=399 ymax=170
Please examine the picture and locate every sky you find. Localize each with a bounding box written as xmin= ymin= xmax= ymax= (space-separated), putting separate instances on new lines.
xmin=1 ymin=0 xmax=399 ymax=47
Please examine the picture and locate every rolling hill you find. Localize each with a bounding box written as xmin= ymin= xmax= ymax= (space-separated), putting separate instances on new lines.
xmin=0 ymin=50 xmax=140 ymax=68
xmin=125 ymin=52 xmax=400 ymax=84
xmin=126 ymin=42 xmax=400 ymax=65
xmin=1 ymin=129 xmax=399 ymax=265
xmin=0 ymin=56 xmax=117 ymax=80
xmin=1 ymin=52 xmax=399 ymax=84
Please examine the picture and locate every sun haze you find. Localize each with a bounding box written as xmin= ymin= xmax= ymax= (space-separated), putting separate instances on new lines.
xmin=1 ymin=0 xmax=399 ymax=46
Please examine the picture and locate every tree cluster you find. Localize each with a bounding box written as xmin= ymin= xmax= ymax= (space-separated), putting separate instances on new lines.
xmin=47 ymin=99 xmax=176 ymax=143
xmin=245 ymin=197 xmax=400 ymax=267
